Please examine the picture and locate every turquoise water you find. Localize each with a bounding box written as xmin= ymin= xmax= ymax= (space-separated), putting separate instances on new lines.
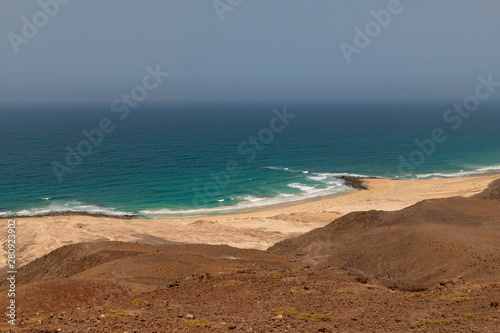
xmin=1 ymin=101 xmax=499 ymax=218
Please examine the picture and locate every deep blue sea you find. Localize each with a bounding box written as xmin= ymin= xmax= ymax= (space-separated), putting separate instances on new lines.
xmin=1 ymin=101 xmax=499 ymax=218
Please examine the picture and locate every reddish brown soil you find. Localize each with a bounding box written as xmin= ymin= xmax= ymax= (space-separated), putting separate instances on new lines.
xmin=269 ymin=197 xmax=500 ymax=289
xmin=473 ymin=179 xmax=500 ymax=201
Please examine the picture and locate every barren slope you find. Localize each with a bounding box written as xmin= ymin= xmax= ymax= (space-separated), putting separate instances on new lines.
xmin=269 ymin=186 xmax=500 ymax=288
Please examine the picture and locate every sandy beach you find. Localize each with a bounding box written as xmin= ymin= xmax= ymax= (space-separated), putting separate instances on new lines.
xmin=2 ymin=173 xmax=500 ymax=270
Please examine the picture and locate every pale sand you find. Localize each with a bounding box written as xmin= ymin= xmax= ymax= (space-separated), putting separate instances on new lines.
xmin=2 ymin=173 xmax=499 ymax=269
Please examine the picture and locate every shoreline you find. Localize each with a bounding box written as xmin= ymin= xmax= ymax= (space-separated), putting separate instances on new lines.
xmin=0 ymin=187 xmax=358 ymax=220
xmin=0 ymin=176 xmax=367 ymax=220
xmin=3 ymin=172 xmax=499 ymax=221
xmin=2 ymin=173 xmax=500 ymax=270
xmin=145 ymin=187 xmax=360 ymax=219
xmin=176 ymin=172 xmax=500 ymax=223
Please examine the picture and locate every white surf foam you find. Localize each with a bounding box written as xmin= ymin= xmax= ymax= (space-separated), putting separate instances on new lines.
xmin=0 ymin=201 xmax=136 ymax=218
xmin=143 ymin=182 xmax=349 ymax=218
xmin=415 ymin=165 xmax=500 ymax=179
xmin=243 ymin=195 xmax=266 ymax=202
xmin=278 ymin=193 xmax=294 ymax=197
xmin=287 ymin=183 xmax=334 ymax=194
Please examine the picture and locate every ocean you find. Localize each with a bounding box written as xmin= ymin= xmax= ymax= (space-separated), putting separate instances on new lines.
xmin=1 ymin=100 xmax=499 ymax=218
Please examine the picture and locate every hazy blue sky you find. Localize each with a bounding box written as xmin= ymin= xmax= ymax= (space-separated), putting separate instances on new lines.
xmin=1 ymin=0 xmax=500 ymax=104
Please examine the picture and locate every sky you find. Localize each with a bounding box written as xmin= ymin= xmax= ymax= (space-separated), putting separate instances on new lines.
xmin=1 ymin=0 xmax=500 ymax=104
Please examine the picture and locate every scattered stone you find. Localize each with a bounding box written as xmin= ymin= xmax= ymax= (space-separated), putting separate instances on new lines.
xmin=356 ymin=277 xmax=368 ymax=284
xmin=439 ymin=280 xmax=454 ymax=286
xmin=337 ymin=176 xmax=368 ymax=190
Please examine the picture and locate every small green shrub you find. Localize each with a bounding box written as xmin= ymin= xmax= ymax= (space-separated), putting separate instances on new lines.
xmin=181 ymin=318 xmax=213 ymax=327
xmin=291 ymin=289 xmax=308 ymax=295
xmin=298 ymin=313 xmax=332 ymax=322
xmin=438 ymin=293 xmax=469 ymax=302
xmin=131 ymin=298 xmax=144 ymax=304
xmin=414 ymin=318 xmax=450 ymax=327
xmin=339 ymin=288 xmax=355 ymax=294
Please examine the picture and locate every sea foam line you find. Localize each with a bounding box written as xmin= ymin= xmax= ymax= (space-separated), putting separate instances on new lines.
xmin=142 ymin=183 xmax=349 ymax=217
xmin=415 ymin=165 xmax=500 ymax=179
xmin=0 ymin=201 xmax=136 ymax=218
